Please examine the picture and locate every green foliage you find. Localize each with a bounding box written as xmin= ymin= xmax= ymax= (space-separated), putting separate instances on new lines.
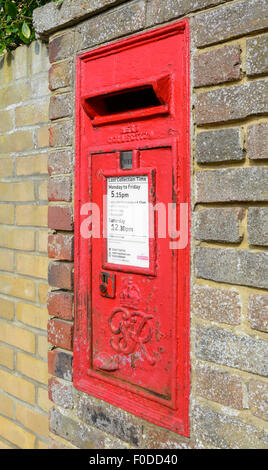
xmin=0 ymin=0 xmax=63 ymax=54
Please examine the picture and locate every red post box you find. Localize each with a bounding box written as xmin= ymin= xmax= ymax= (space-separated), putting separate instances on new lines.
xmin=74 ymin=20 xmax=190 ymax=436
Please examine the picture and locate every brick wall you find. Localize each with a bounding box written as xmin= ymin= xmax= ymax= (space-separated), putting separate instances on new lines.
xmin=0 ymin=0 xmax=266 ymax=449
xmin=0 ymin=41 xmax=50 ymax=449
xmin=192 ymin=1 xmax=268 ymax=448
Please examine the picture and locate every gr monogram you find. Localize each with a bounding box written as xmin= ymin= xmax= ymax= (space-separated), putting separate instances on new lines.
xmin=108 ymin=308 xmax=156 ymax=366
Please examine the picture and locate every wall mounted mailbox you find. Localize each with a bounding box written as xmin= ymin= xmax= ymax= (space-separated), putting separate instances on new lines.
xmin=74 ymin=20 xmax=190 ymax=436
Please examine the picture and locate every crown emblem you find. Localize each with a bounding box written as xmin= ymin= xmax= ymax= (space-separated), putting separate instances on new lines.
xmin=120 ymin=279 xmax=141 ymax=309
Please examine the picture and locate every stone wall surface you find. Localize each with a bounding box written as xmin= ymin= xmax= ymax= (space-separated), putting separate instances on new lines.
xmin=0 ymin=41 xmax=50 ymax=449
xmin=0 ymin=0 xmax=267 ymax=449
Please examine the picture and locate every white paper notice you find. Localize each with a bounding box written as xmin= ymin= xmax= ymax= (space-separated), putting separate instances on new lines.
xmin=106 ymin=175 xmax=149 ymax=268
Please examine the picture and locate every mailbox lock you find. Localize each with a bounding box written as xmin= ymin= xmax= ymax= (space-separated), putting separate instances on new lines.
xmin=100 ymin=283 xmax=107 ymax=294
xmin=99 ymin=272 xmax=115 ymax=298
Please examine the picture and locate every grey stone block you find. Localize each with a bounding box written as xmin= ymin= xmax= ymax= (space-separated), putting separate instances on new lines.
xmin=33 ymin=0 xmax=128 ymax=38
xmin=195 ymin=325 xmax=268 ymax=376
xmin=246 ymin=34 xmax=268 ymax=76
xmin=248 ymin=207 xmax=268 ymax=246
xmin=194 ymin=207 xmax=244 ymax=243
xmin=141 ymin=424 xmax=193 ymax=449
xmin=195 ymin=246 xmax=268 ymax=289
xmin=194 ymin=0 xmax=268 ymax=47
xmin=248 ymin=294 xmax=268 ymax=333
xmin=77 ymin=393 xmax=142 ymax=447
xmin=193 ymin=404 xmax=268 ymax=449
xmin=196 ymin=167 xmax=268 ymax=203
xmin=48 ymin=149 xmax=73 ymax=175
xmin=146 ymin=0 xmax=232 ymax=26
xmin=247 ymin=123 xmax=268 ymax=160
xmin=49 ymin=377 xmax=74 ymax=409
xmin=75 ymin=1 xmax=146 ymax=51
xmin=50 ymin=407 xmax=128 ymax=449
xmin=248 ymin=380 xmax=268 ymax=421
xmin=195 ymin=80 xmax=268 ymax=125
xmin=195 ymin=128 xmax=244 ymax=163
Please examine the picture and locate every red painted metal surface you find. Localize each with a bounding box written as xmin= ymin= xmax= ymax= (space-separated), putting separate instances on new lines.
xmin=74 ymin=20 xmax=190 ymax=436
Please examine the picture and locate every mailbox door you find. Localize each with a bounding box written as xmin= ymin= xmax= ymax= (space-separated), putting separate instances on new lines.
xmin=74 ymin=20 xmax=190 ymax=436
xmin=90 ymin=147 xmax=175 ymax=401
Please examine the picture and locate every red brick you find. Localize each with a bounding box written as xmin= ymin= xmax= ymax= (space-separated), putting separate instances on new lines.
xmin=49 ymin=93 xmax=72 ymax=120
xmin=48 ymin=205 xmax=73 ymax=231
xmin=49 ymin=120 xmax=73 ymax=148
xmin=48 ymin=349 xmax=73 ymax=381
xmin=48 ymin=176 xmax=72 ymax=202
xmin=48 ymin=261 xmax=73 ymax=289
xmin=196 ymin=362 xmax=244 ymax=409
xmin=47 ymin=290 xmax=73 ymax=320
xmin=49 ymin=60 xmax=73 ymax=91
xmin=48 ymin=318 xmax=73 ymax=350
xmin=193 ymin=286 xmax=241 ymax=325
xmin=49 ymin=32 xmax=74 ymax=63
xmin=194 ymin=45 xmax=241 ymax=87
xmin=48 ymin=233 xmax=74 ymax=261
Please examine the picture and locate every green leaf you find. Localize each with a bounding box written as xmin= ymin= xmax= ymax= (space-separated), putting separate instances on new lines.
xmin=18 ymin=30 xmax=30 ymax=44
xmin=21 ymin=22 xmax=31 ymax=39
xmin=4 ymin=1 xmax=17 ymax=18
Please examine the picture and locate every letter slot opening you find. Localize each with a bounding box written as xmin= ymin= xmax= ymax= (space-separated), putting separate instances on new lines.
xmin=91 ymin=86 xmax=162 ymax=115
xmin=81 ymin=75 xmax=171 ymax=126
